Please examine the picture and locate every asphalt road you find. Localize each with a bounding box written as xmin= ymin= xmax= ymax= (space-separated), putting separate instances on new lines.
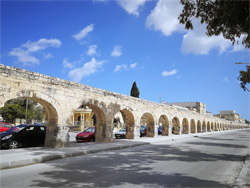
xmin=1 ymin=129 xmax=249 ymax=188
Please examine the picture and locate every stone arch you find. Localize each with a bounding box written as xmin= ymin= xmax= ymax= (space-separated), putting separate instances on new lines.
xmin=81 ymin=99 xmax=109 ymax=142
xmin=182 ymin=118 xmax=189 ymax=134
xmin=172 ymin=117 xmax=180 ymax=135
xmin=120 ymin=109 xmax=135 ymax=139
xmin=197 ymin=120 xmax=201 ymax=133
xmin=202 ymin=121 xmax=206 ymax=133
xmin=207 ymin=121 xmax=211 ymax=132
xmin=159 ymin=115 xmax=169 ymax=136
xmin=190 ymin=119 xmax=196 ymax=133
xmin=1 ymin=90 xmax=65 ymax=148
xmin=140 ymin=113 xmax=155 ymax=137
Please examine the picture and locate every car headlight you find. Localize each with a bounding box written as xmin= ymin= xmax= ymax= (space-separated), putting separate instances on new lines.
xmin=2 ymin=135 xmax=12 ymax=140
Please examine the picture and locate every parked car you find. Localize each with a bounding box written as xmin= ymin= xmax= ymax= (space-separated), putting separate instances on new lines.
xmin=76 ymin=127 xmax=95 ymax=142
xmin=158 ymin=125 xmax=162 ymax=135
xmin=115 ymin=127 xmax=126 ymax=139
xmin=140 ymin=125 xmax=147 ymax=137
xmin=0 ymin=124 xmax=46 ymax=149
xmin=0 ymin=122 xmax=14 ymax=133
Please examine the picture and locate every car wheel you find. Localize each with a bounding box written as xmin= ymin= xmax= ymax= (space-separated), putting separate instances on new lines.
xmin=9 ymin=140 xmax=19 ymax=149
xmin=89 ymin=137 xmax=95 ymax=142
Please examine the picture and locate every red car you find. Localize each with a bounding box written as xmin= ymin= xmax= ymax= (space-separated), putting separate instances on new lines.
xmin=76 ymin=127 xmax=95 ymax=142
xmin=0 ymin=122 xmax=14 ymax=132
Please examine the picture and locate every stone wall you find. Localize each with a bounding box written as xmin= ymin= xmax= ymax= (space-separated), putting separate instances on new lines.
xmin=0 ymin=64 xmax=248 ymax=148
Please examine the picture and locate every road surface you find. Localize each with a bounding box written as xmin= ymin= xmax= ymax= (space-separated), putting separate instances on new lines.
xmin=1 ymin=129 xmax=249 ymax=187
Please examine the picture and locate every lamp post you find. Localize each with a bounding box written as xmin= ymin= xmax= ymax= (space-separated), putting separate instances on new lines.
xmin=25 ymin=98 xmax=28 ymax=124
xmin=235 ymin=62 xmax=250 ymax=65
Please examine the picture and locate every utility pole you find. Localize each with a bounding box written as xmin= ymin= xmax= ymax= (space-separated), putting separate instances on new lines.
xmin=25 ymin=98 xmax=28 ymax=124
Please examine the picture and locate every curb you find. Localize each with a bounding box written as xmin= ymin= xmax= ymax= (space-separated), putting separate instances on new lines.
xmin=0 ymin=142 xmax=150 ymax=170
xmin=233 ymin=150 xmax=250 ymax=188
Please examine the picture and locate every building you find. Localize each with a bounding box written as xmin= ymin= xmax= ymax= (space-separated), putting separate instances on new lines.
xmin=166 ymin=102 xmax=206 ymax=115
xmin=214 ymin=110 xmax=246 ymax=123
xmin=72 ymin=105 xmax=95 ymax=131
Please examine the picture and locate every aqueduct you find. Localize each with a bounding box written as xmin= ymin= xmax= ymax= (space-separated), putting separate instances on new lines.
xmin=0 ymin=64 xmax=248 ymax=147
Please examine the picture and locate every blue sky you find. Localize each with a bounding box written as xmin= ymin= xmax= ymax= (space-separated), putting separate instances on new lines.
xmin=1 ymin=0 xmax=249 ymax=120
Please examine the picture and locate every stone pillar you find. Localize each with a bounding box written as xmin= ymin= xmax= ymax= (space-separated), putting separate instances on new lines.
xmin=126 ymin=123 xmax=135 ymax=139
xmin=45 ymin=124 xmax=70 ymax=148
xmin=169 ymin=121 xmax=172 ymax=136
xmin=80 ymin=113 xmax=85 ymax=132
xmin=95 ymin=124 xmax=113 ymax=143
xmin=179 ymin=123 xmax=183 ymax=135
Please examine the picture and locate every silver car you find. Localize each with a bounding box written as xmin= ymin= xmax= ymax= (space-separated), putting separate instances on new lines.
xmin=115 ymin=127 xmax=126 ymax=139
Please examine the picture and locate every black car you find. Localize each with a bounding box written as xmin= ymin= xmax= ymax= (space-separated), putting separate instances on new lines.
xmin=158 ymin=125 xmax=162 ymax=135
xmin=0 ymin=124 xmax=46 ymax=149
xmin=140 ymin=125 xmax=147 ymax=137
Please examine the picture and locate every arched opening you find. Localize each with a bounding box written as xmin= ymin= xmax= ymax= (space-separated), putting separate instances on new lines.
xmin=215 ymin=123 xmax=218 ymax=131
xmin=159 ymin=115 xmax=169 ymax=136
xmin=207 ymin=121 xmax=211 ymax=132
xmin=172 ymin=117 xmax=180 ymax=135
xmin=190 ymin=119 xmax=196 ymax=133
xmin=75 ymin=100 xmax=108 ymax=143
xmin=197 ymin=120 xmax=201 ymax=133
xmin=1 ymin=96 xmax=60 ymax=147
xmin=140 ymin=113 xmax=154 ymax=137
xmin=120 ymin=109 xmax=135 ymax=139
xmin=202 ymin=121 xmax=206 ymax=133
xmin=182 ymin=118 xmax=189 ymax=134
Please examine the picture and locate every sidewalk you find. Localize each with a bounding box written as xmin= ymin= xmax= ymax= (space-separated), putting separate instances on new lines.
xmin=0 ymin=130 xmax=230 ymax=170
xmin=0 ymin=131 xmax=204 ymax=170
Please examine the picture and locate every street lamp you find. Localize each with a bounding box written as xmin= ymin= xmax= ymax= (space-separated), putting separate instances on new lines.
xmin=235 ymin=62 xmax=250 ymax=64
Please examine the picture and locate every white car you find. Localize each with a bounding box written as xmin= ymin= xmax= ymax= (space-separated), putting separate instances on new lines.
xmin=115 ymin=127 xmax=126 ymax=139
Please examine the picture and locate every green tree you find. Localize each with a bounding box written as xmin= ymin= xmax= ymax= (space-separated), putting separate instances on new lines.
xmin=0 ymin=104 xmax=25 ymax=123
xmin=1 ymin=98 xmax=44 ymax=122
xmin=130 ymin=81 xmax=140 ymax=98
xmin=178 ymin=0 xmax=249 ymax=48
xmin=238 ymin=65 xmax=250 ymax=92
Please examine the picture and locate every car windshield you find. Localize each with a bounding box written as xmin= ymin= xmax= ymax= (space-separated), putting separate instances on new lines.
xmin=6 ymin=125 xmax=28 ymax=133
xmin=140 ymin=126 xmax=146 ymax=130
xmin=83 ymin=127 xmax=95 ymax=133
xmin=119 ymin=128 xmax=126 ymax=132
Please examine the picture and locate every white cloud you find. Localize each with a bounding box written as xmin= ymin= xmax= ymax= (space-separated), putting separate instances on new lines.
xmin=44 ymin=53 xmax=53 ymax=59
xmin=130 ymin=63 xmax=137 ymax=69
xmin=146 ymin=0 xmax=185 ymax=36
xmin=68 ymin=58 xmax=105 ymax=82
xmin=22 ymin=38 xmax=61 ymax=52
xmin=162 ymin=69 xmax=177 ymax=77
xmin=114 ymin=63 xmax=138 ymax=72
xmin=72 ymin=24 xmax=94 ymax=41
xmin=9 ymin=38 xmax=61 ymax=65
xmin=111 ymin=45 xmax=122 ymax=57
xmin=86 ymin=45 xmax=97 ymax=56
xmin=146 ymin=1 xmax=238 ymax=55
xmin=117 ymin=0 xmax=147 ymax=16
xmin=221 ymin=77 xmax=229 ymax=83
xmin=230 ymin=34 xmax=248 ymax=52
xmin=63 ymin=58 xmax=75 ymax=69
xmin=114 ymin=64 xmax=127 ymax=72
xmin=181 ymin=21 xmax=232 ymax=55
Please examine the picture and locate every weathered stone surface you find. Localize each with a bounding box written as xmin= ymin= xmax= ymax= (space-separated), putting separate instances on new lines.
xmin=0 ymin=64 xmax=248 ymax=147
